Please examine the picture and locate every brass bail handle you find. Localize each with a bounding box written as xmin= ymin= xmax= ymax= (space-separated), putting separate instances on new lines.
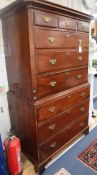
xmin=43 ymin=16 xmax=51 ymax=23
xmin=48 ymin=107 xmax=56 ymax=113
xmin=49 ymin=81 xmax=57 ymax=87
xmin=49 ymin=37 xmax=56 ymax=43
xmin=49 ymin=58 xmax=57 ymax=65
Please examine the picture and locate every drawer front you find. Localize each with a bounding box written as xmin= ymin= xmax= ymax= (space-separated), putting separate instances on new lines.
xmin=38 ymin=99 xmax=89 ymax=144
xmin=59 ymin=17 xmax=77 ymax=30
xmin=37 ymin=50 xmax=88 ymax=73
xmin=34 ymin=11 xmax=58 ymax=28
xmin=39 ymin=114 xmax=88 ymax=162
xmin=78 ymin=21 xmax=89 ymax=32
xmin=35 ymin=29 xmax=89 ymax=49
xmin=38 ymin=68 xmax=88 ymax=98
xmin=37 ymin=84 xmax=90 ymax=122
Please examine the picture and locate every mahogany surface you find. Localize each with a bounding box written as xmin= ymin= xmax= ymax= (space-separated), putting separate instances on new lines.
xmin=0 ymin=0 xmax=92 ymax=172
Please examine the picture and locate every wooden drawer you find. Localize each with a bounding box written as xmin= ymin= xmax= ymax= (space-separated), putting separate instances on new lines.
xmin=38 ymin=99 xmax=89 ymax=144
xmin=59 ymin=17 xmax=77 ymax=30
xmin=39 ymin=114 xmax=88 ymax=162
xmin=37 ymin=84 xmax=90 ymax=122
xmin=77 ymin=21 xmax=89 ymax=32
xmin=34 ymin=11 xmax=58 ymax=28
xmin=35 ymin=29 xmax=89 ymax=49
xmin=38 ymin=67 xmax=88 ymax=98
xmin=37 ymin=50 xmax=88 ymax=73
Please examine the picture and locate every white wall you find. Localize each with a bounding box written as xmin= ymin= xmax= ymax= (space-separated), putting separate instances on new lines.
xmin=0 ymin=0 xmax=15 ymax=142
xmin=48 ymin=0 xmax=91 ymax=14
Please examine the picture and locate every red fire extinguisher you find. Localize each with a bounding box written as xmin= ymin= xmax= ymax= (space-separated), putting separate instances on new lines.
xmin=4 ymin=136 xmax=23 ymax=175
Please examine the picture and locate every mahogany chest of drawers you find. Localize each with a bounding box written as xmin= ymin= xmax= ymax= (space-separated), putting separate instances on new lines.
xmin=0 ymin=0 xmax=92 ymax=174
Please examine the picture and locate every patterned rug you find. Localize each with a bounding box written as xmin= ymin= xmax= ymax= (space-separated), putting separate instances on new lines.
xmin=77 ymin=138 xmax=97 ymax=173
xmin=54 ymin=168 xmax=72 ymax=175
xmin=43 ymin=126 xmax=97 ymax=175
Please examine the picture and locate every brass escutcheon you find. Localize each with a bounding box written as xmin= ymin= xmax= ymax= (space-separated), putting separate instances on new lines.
xmin=80 ymin=122 xmax=84 ymax=127
xmin=49 ymin=124 xmax=56 ymax=130
xmin=49 ymin=142 xmax=57 ymax=148
xmin=66 ymin=33 xmax=70 ymax=38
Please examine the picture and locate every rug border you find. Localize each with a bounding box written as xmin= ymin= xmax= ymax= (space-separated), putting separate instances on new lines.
xmin=77 ymin=138 xmax=97 ymax=174
xmin=76 ymin=157 xmax=97 ymax=174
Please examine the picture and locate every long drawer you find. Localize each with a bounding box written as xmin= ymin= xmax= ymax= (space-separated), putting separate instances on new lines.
xmin=39 ymin=114 xmax=88 ymax=162
xmin=37 ymin=84 xmax=90 ymax=122
xmin=38 ymin=98 xmax=89 ymax=144
xmin=35 ymin=29 xmax=89 ymax=49
xmin=36 ymin=50 xmax=88 ymax=73
xmin=38 ymin=67 xmax=88 ymax=98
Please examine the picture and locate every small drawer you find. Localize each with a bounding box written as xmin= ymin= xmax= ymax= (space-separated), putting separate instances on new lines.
xmin=38 ymin=99 xmax=89 ymax=144
xmin=77 ymin=21 xmax=89 ymax=32
xmin=34 ymin=11 xmax=58 ymax=28
xmin=38 ymin=67 xmax=88 ymax=98
xmin=39 ymin=114 xmax=88 ymax=162
xmin=37 ymin=84 xmax=90 ymax=122
xmin=35 ymin=29 xmax=89 ymax=49
xmin=37 ymin=50 xmax=88 ymax=73
xmin=59 ymin=17 xmax=77 ymax=30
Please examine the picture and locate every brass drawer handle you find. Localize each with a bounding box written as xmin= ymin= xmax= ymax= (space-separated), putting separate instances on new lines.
xmin=65 ymin=21 xmax=70 ymax=26
xmin=48 ymin=107 xmax=56 ymax=113
xmin=77 ymin=74 xmax=82 ymax=79
xmin=49 ymin=124 xmax=56 ymax=130
xmin=49 ymin=81 xmax=56 ymax=87
xmin=80 ymin=122 xmax=84 ymax=127
xmin=49 ymin=142 xmax=57 ymax=148
xmin=81 ymin=93 xmax=86 ymax=97
xmin=80 ymin=107 xmax=85 ymax=112
xmin=78 ymin=56 xmax=83 ymax=61
xmin=48 ymin=37 xmax=55 ymax=43
xmin=66 ymin=33 xmax=70 ymax=38
xmin=43 ymin=16 xmax=51 ymax=23
xmin=49 ymin=58 xmax=56 ymax=65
